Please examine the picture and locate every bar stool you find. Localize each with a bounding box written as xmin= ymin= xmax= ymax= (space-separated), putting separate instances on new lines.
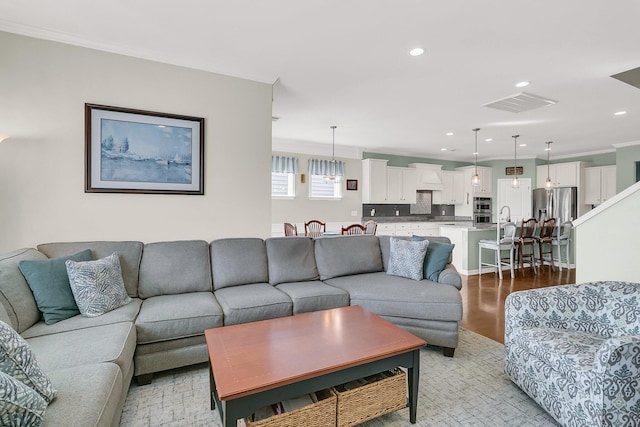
xmin=478 ymin=222 xmax=517 ymax=279
xmin=535 ymin=218 xmax=556 ymax=270
xmin=552 ymin=221 xmax=573 ymax=271
xmin=514 ymin=218 xmax=538 ymax=273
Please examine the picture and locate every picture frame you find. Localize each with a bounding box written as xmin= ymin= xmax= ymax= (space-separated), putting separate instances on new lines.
xmin=505 ymin=166 xmax=523 ymax=176
xmin=346 ymin=179 xmax=358 ymax=191
xmin=85 ymin=103 xmax=205 ymax=195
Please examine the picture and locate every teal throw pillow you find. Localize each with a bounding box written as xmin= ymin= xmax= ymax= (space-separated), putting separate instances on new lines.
xmin=386 ymin=238 xmax=429 ymax=281
xmin=18 ymin=249 xmax=94 ymax=325
xmin=412 ymin=236 xmax=455 ymax=282
xmin=0 ymin=372 xmax=48 ymax=426
xmin=0 ymin=320 xmax=57 ymax=404
xmin=65 ymin=252 xmax=131 ymax=318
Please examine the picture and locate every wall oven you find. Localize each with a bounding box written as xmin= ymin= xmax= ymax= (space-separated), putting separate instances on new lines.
xmin=473 ymin=197 xmax=492 ymax=225
xmin=474 ymin=213 xmax=492 ymax=224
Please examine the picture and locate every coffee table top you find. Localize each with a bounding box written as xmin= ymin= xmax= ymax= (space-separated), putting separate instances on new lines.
xmin=204 ymin=305 xmax=426 ymax=400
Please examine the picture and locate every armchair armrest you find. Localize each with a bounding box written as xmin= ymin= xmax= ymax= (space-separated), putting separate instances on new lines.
xmin=590 ymin=336 xmax=640 ymax=423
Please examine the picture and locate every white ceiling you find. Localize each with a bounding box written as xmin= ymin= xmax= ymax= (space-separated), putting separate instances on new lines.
xmin=2 ymin=0 xmax=640 ymax=162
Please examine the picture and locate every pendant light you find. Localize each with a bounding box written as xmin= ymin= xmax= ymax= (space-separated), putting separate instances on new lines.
xmin=511 ymin=135 xmax=520 ymax=188
xmin=471 ymin=128 xmax=480 ymax=186
xmin=545 ymin=141 xmax=553 ymax=189
xmin=323 ymin=125 xmax=338 ymax=183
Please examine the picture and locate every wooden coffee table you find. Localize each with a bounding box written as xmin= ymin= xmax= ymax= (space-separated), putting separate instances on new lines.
xmin=204 ymin=305 xmax=426 ymax=426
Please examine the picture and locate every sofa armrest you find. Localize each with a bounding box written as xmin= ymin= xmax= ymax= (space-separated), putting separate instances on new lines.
xmin=590 ymin=336 xmax=640 ymax=423
xmin=438 ymin=264 xmax=462 ymax=290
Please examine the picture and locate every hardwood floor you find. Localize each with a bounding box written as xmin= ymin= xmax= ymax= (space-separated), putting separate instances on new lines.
xmin=459 ymin=265 xmax=576 ymax=344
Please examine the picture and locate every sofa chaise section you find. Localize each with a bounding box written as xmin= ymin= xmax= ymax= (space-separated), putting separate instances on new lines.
xmin=135 ymin=240 xmax=223 ymax=385
xmin=211 ymin=238 xmax=293 ymax=325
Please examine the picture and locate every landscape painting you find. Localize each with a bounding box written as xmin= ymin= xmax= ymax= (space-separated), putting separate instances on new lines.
xmin=85 ymin=104 xmax=204 ymax=194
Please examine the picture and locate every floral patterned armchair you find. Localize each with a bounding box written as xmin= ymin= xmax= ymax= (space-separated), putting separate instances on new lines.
xmin=504 ymin=281 xmax=640 ymax=426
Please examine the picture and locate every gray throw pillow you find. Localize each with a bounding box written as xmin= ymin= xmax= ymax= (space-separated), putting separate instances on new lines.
xmin=18 ymin=249 xmax=94 ymax=324
xmin=65 ymin=252 xmax=131 ymax=318
xmin=0 ymin=371 xmax=48 ymax=426
xmin=0 ymin=320 xmax=57 ymax=404
xmin=386 ymin=238 xmax=429 ymax=281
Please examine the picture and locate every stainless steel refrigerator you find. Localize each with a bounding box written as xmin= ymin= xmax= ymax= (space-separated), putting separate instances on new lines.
xmin=532 ymin=187 xmax=577 ymax=223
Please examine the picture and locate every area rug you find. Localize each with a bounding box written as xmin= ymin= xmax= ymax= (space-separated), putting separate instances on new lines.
xmin=120 ymin=328 xmax=558 ymax=426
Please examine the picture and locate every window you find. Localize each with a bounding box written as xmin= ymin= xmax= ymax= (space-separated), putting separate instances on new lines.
xmin=310 ymin=175 xmax=342 ymax=199
xmin=271 ymin=172 xmax=295 ymax=197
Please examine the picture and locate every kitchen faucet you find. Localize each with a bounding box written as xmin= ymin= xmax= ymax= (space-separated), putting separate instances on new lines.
xmin=500 ymin=205 xmax=511 ymax=223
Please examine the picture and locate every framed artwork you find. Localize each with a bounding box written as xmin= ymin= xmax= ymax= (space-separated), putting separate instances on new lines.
xmin=505 ymin=166 xmax=523 ymax=176
xmin=346 ymin=179 xmax=358 ymax=191
xmin=85 ymin=104 xmax=205 ymax=195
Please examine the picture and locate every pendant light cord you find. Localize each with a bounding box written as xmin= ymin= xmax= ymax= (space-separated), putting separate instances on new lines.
xmin=330 ymin=125 xmax=337 ymax=161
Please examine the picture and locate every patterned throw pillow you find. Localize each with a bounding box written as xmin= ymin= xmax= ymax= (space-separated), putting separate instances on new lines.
xmin=0 ymin=372 xmax=47 ymax=426
xmin=0 ymin=320 xmax=57 ymax=403
xmin=386 ymin=238 xmax=429 ymax=281
xmin=65 ymin=252 xmax=132 ymax=318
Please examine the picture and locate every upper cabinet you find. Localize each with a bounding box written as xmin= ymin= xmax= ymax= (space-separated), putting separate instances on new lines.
xmin=536 ymin=162 xmax=587 ymax=188
xmin=362 ymin=159 xmax=417 ymax=204
xmin=432 ymin=171 xmax=464 ymax=205
xmin=456 ymin=166 xmax=493 ymax=197
xmin=584 ymin=165 xmax=616 ymax=205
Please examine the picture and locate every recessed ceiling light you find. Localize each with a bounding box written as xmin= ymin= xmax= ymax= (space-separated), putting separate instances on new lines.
xmin=485 ymin=138 xmax=493 ymax=142
xmin=516 ymin=81 xmax=530 ymax=88
xmin=519 ymin=143 xmax=527 ymax=147
xmin=440 ymin=148 xmax=448 ymax=151
xmin=614 ymin=111 xmax=627 ymax=116
xmin=409 ymin=47 xmax=425 ymax=56
xmin=445 ymin=132 xmax=454 ymax=136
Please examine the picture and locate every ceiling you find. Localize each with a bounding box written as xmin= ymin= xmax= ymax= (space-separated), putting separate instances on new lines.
xmin=2 ymin=0 xmax=640 ymax=162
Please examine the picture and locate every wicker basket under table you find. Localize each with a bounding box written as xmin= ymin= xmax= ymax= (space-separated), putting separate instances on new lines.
xmin=333 ymin=368 xmax=407 ymax=427
xmin=244 ymin=388 xmax=336 ymax=427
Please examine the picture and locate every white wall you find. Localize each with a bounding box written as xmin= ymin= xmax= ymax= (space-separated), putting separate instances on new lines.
xmin=574 ymin=181 xmax=640 ymax=283
xmin=0 ymin=32 xmax=272 ymax=252
xmin=271 ymin=151 xmax=363 ymax=231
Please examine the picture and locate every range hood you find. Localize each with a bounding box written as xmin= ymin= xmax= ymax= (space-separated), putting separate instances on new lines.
xmin=408 ymin=163 xmax=444 ymax=190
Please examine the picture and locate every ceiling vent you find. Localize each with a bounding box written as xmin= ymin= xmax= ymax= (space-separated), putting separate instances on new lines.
xmin=611 ymin=67 xmax=640 ymax=90
xmin=483 ymin=92 xmax=558 ymax=113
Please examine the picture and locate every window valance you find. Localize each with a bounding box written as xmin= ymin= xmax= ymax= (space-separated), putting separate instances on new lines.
xmin=308 ymin=158 xmax=344 ymax=177
xmin=271 ymin=156 xmax=299 ymax=174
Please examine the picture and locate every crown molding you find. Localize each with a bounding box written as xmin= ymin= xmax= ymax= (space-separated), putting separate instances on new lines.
xmin=272 ymin=138 xmax=363 ymax=160
xmin=612 ymin=140 xmax=640 ymax=149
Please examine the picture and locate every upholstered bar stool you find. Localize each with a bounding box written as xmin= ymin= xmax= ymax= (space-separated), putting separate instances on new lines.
xmin=478 ymin=222 xmax=517 ymax=279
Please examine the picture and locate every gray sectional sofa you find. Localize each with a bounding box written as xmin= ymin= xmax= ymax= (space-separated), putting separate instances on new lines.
xmin=0 ymin=234 xmax=462 ymax=426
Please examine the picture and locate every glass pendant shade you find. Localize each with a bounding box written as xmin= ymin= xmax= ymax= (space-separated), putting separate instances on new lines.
xmin=512 ymin=176 xmax=520 ymax=188
xmin=472 ymin=128 xmax=480 ymax=186
xmin=472 ymin=172 xmax=480 ymax=185
xmin=511 ymin=134 xmax=520 ymax=188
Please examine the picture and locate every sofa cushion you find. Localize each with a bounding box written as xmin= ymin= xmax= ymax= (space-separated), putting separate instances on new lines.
xmin=0 ymin=371 xmax=47 ymax=426
xmin=37 ymin=241 xmax=143 ymax=298
xmin=136 ymin=292 xmax=223 ymax=344
xmin=138 ymin=240 xmax=212 ymax=298
xmin=215 ymin=283 xmax=292 ymax=325
xmin=379 ymin=235 xmax=453 ymax=272
xmin=17 ymin=249 xmax=94 ymax=325
xmin=44 ymin=363 xmax=122 ymax=427
xmin=266 ymin=237 xmax=319 ymax=285
xmin=314 ymin=235 xmax=383 ymax=280
xmin=0 ymin=320 xmax=56 ymax=403
xmin=275 ymin=281 xmax=350 ymax=314
xmin=211 ymin=238 xmax=269 ymax=290
xmin=386 ymin=238 xmax=429 ymax=281
xmin=0 ymin=248 xmax=46 ymax=333
xmin=27 ymin=322 xmax=136 ymax=377
xmin=66 ymin=252 xmax=132 ymax=317
xmin=324 ymin=272 xmax=462 ymax=322
xmin=21 ymin=299 xmax=142 ymax=339
xmin=412 ymin=236 xmax=456 ymax=282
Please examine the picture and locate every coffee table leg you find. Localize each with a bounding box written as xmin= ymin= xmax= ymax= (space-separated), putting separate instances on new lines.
xmin=408 ymin=349 xmax=420 ymax=424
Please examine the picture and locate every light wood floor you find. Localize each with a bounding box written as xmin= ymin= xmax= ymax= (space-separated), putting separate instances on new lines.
xmin=459 ymin=264 xmax=576 ymax=344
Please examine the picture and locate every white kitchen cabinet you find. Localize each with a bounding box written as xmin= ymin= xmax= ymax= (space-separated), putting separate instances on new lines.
xmin=536 ymin=162 xmax=584 ymax=188
xmin=584 ymin=165 xmax=616 ymax=205
xmin=371 ymin=222 xmax=440 ymax=237
xmin=362 ymin=159 xmax=388 ymax=203
xmin=376 ymin=223 xmax=396 ymax=236
xmin=362 ymin=160 xmax=416 ymax=204
xmin=433 ymin=171 xmax=464 ymax=205
xmin=456 ymin=165 xmax=493 ymax=197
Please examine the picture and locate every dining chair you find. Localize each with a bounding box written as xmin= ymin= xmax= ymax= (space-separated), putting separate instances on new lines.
xmin=552 ymin=221 xmax=573 ymax=271
xmin=362 ymin=220 xmax=377 ymax=235
xmin=283 ymin=222 xmax=298 ymax=237
xmin=304 ymin=220 xmax=326 ymax=237
xmin=341 ymin=224 xmax=366 ymax=235
xmin=514 ymin=217 xmax=538 ymax=273
xmin=535 ymin=218 xmax=556 ymax=270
